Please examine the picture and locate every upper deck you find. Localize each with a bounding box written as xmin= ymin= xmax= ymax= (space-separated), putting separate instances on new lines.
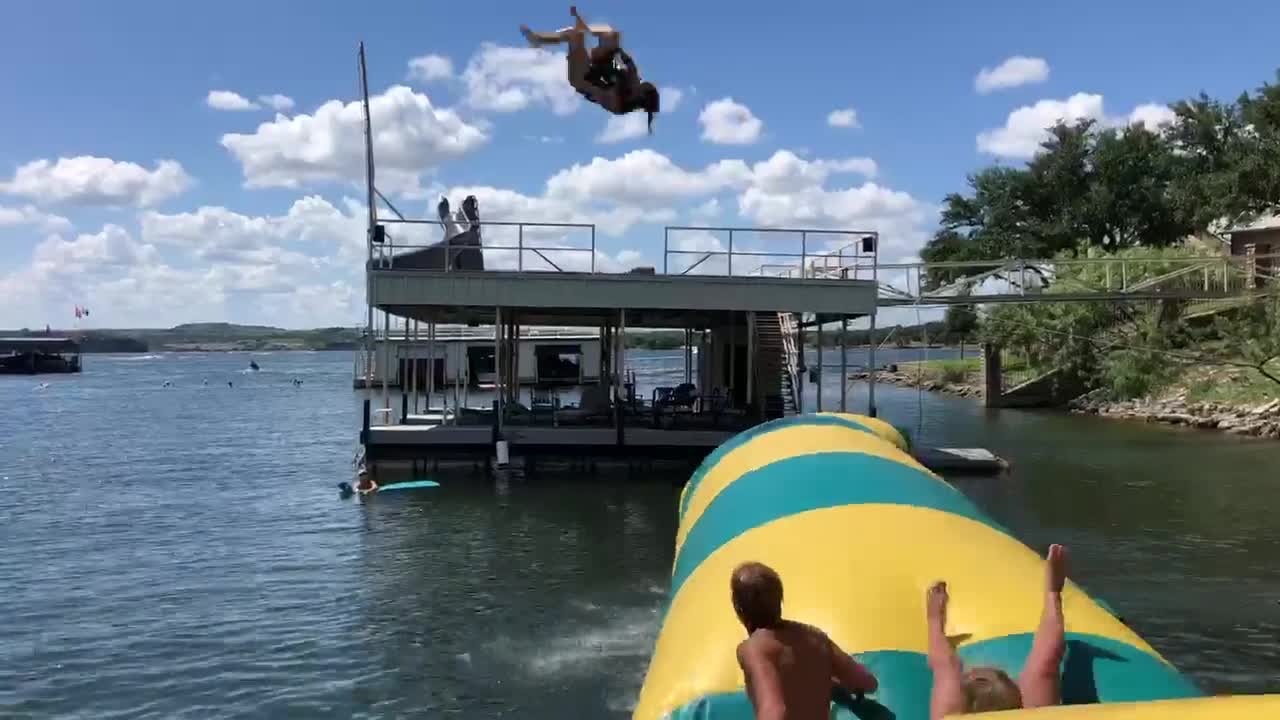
xmin=365 ymin=220 xmax=881 ymax=326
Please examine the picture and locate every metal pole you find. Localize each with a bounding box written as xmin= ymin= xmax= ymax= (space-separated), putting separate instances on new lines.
xmin=410 ymin=318 xmax=418 ymax=415
xmin=518 ymin=225 xmax=523 ymax=271
xmin=869 ymin=233 xmax=879 ymax=418
xmin=868 ymin=313 xmax=877 ymax=418
xmin=727 ymin=230 xmax=734 ymax=276
xmin=840 ymin=316 xmax=848 ymax=412
xmin=427 ymin=321 xmax=435 ymax=411
xmin=796 ymin=320 xmax=804 ymax=414
xmin=381 ymin=310 xmax=390 ymax=416
xmin=801 ymin=231 xmax=807 ymax=280
xmin=816 ymin=316 xmax=823 ymax=412
xmin=664 ymin=227 xmax=669 ymax=275
xmin=617 ymin=309 xmax=627 ymax=402
xmin=590 ymin=225 xmax=597 ymax=273
xmin=509 ymin=318 xmax=516 ymax=404
xmin=746 ymin=312 xmax=755 ymax=414
xmin=359 ymin=42 xmax=378 ymax=396
xmin=495 ymin=307 xmax=503 ymax=432
xmin=728 ymin=311 xmax=736 ymax=407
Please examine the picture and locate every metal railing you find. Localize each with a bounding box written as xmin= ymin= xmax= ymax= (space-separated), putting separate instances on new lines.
xmin=371 ymin=218 xmax=598 ymax=273
xmin=365 ymin=325 xmax=602 ymax=342
xmin=663 ymin=226 xmax=879 ymax=278
xmin=875 ymin=253 xmax=1280 ymax=305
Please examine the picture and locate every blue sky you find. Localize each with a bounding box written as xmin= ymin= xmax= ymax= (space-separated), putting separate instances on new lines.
xmin=3 ymin=1 xmax=1279 ymax=329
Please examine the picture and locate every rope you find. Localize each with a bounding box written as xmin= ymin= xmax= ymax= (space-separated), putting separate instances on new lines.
xmin=916 ymin=302 xmax=925 ymax=443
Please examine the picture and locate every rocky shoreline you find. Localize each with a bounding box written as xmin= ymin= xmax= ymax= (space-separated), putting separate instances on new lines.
xmin=848 ymin=369 xmax=985 ymax=400
xmin=1070 ymin=393 xmax=1280 ymax=439
xmin=852 ymin=369 xmax=1280 ymax=441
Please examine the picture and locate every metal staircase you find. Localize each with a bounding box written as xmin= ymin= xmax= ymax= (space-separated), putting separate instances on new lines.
xmin=754 ymin=311 xmax=800 ymax=418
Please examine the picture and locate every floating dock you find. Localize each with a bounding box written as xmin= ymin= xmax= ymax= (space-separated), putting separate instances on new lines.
xmin=0 ymin=337 xmax=82 ymax=375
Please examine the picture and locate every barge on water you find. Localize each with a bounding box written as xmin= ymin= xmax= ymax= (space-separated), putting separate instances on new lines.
xmin=0 ymin=337 xmax=82 ymax=375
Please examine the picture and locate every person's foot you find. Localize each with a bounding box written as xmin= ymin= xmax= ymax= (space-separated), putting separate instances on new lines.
xmin=1045 ymin=544 xmax=1069 ymax=593
xmin=927 ymin=581 xmax=949 ymax=625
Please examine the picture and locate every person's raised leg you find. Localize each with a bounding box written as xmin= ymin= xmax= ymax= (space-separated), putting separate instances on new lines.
xmin=570 ymin=6 xmax=622 ymax=52
xmin=520 ymin=25 xmax=579 ymax=47
xmin=1018 ymin=544 xmax=1069 ymax=708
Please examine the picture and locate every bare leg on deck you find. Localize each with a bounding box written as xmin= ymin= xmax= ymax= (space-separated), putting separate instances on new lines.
xmin=1018 ymin=544 xmax=1069 ymax=708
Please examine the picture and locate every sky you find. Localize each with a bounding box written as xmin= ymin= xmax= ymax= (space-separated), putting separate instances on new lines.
xmin=3 ymin=0 xmax=1280 ymax=330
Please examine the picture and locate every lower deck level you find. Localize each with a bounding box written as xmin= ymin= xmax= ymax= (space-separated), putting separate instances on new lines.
xmin=361 ymin=420 xmax=1006 ymax=477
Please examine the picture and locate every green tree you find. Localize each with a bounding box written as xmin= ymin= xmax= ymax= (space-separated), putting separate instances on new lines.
xmin=943 ymin=305 xmax=979 ymax=340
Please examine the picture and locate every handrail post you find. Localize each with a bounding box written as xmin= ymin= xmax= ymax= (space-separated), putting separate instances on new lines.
xmin=727 ymin=229 xmax=734 ymax=276
xmin=518 ymin=224 xmax=524 ymax=271
xmin=801 ymin=231 xmax=807 ymax=279
xmin=663 ymin=227 xmax=669 ymax=274
xmin=591 ymin=224 xmax=596 ymax=273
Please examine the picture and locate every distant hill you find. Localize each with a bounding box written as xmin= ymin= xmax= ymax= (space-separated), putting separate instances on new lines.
xmin=0 ymin=324 xmax=362 ymax=353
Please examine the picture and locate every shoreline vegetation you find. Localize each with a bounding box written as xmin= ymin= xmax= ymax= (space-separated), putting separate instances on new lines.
xmin=905 ymin=65 xmax=1280 ymax=442
xmin=6 ymin=322 xmax=965 ymax=354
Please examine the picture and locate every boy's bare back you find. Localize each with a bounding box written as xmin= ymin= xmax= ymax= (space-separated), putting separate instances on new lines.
xmin=738 ymin=620 xmax=872 ymax=720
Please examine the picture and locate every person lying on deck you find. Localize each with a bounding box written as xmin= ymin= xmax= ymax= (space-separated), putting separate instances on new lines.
xmin=732 ymin=562 xmax=878 ymax=720
xmin=926 ymin=544 xmax=1070 ymax=718
xmin=521 ymin=6 xmax=660 ymax=133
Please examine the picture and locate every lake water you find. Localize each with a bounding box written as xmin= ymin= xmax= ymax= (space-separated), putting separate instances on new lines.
xmin=2 ymin=350 xmax=1278 ymax=718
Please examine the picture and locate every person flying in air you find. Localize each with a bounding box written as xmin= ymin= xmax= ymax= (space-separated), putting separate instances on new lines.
xmin=521 ymin=6 xmax=660 ymax=133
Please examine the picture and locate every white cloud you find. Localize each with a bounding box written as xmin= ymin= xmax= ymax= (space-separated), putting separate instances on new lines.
xmin=544 ymin=149 xmax=752 ymax=207
xmin=141 ymin=195 xmax=364 ymax=265
xmin=258 ymin=94 xmax=296 ymax=112
xmin=0 ymin=204 xmax=72 ymax=232
xmin=220 ymin=85 xmax=487 ymax=194
xmin=748 ymin=151 xmax=877 ymax=193
xmin=1126 ymin=103 xmax=1176 ymax=131
xmin=0 ymin=156 xmax=192 ymax=207
xmin=461 ymin=43 xmax=580 ymax=116
xmin=827 ymin=108 xmax=860 ymax=129
xmin=408 ymin=54 xmax=454 ymax=82
xmin=0 ymin=194 xmax=374 ymax=329
xmin=975 ymin=56 xmax=1050 ymax=94
xmin=597 ymin=87 xmax=685 ymax=144
xmin=206 ymin=90 xmax=260 ymax=111
xmin=977 ymin=92 xmax=1105 ymax=158
xmin=699 ymin=98 xmax=763 ymax=145
xmin=691 ymin=198 xmax=721 ymax=221
xmin=31 ymin=224 xmax=160 ymax=273
xmin=977 ymin=93 xmax=1179 ymax=159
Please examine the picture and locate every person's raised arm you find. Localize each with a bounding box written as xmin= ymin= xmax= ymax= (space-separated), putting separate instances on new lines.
xmin=1019 ymin=544 xmax=1068 ymax=709
xmin=927 ymin=582 xmax=967 ymax=720
xmin=737 ymin=641 xmax=787 ymax=720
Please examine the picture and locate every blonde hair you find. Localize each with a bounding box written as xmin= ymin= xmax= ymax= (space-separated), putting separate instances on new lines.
xmin=963 ymin=667 xmax=1023 ymax=712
